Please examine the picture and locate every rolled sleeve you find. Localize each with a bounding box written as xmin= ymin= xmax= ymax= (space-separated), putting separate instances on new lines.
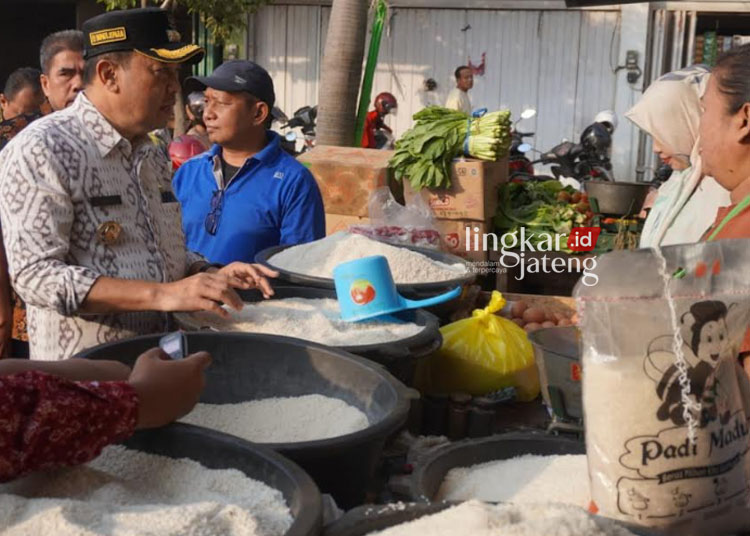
xmin=0 ymin=135 xmax=102 ymax=316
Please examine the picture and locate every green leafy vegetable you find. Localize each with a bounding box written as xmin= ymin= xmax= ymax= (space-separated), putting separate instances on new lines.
xmin=494 ymin=181 xmax=587 ymax=253
xmin=390 ymin=106 xmax=512 ymax=190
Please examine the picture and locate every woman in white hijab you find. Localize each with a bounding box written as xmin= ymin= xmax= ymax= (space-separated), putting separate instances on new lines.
xmin=627 ymin=65 xmax=731 ymax=247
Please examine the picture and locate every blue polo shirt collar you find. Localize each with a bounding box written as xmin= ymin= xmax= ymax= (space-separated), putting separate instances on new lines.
xmin=204 ymin=131 xmax=282 ymax=189
xmin=207 ymin=131 xmax=281 ymax=189
xmin=203 ymin=130 xmax=282 ymax=165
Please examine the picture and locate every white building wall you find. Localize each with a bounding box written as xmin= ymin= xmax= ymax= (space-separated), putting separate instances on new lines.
xmin=252 ymin=4 xmax=625 ymax=176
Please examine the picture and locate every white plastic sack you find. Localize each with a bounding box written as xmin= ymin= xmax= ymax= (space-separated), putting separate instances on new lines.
xmin=348 ymin=188 xmax=440 ymax=249
xmin=575 ymin=240 xmax=750 ymax=535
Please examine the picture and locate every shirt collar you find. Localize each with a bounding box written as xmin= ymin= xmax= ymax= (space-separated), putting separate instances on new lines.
xmin=75 ymin=93 xmax=152 ymax=158
xmin=205 ymin=130 xmax=282 ymax=167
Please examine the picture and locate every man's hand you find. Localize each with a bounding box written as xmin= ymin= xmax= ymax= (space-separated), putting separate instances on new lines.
xmin=81 ymin=264 xmax=277 ymax=318
xmin=155 ymin=272 xmax=247 ymax=318
xmin=128 ymin=348 xmax=211 ymax=429
xmin=218 ymin=263 xmax=278 ymax=299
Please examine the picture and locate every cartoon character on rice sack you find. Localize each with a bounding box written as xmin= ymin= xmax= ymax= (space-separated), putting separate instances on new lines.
xmin=644 ymin=300 xmax=737 ymax=428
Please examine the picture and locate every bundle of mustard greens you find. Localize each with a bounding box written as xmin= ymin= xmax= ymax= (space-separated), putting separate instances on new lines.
xmin=390 ymin=107 xmax=512 ymax=191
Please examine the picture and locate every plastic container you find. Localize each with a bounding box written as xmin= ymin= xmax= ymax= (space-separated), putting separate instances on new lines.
xmin=174 ymin=286 xmax=442 ymax=383
xmin=410 ymin=432 xmax=585 ymax=502
xmin=254 ymin=243 xmax=475 ymax=301
xmin=527 ymin=326 xmax=582 ymax=421
xmin=76 ymin=332 xmax=412 ymax=509
xmin=125 ymin=423 xmax=322 ymax=536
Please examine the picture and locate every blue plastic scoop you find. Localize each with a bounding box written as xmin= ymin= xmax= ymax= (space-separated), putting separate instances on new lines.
xmin=333 ymin=255 xmax=462 ymax=322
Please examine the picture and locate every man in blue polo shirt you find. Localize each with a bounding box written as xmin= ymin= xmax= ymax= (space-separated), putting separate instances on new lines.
xmin=174 ymin=60 xmax=325 ymax=265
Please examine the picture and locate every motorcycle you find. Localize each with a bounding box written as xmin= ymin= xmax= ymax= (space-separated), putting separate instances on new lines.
xmin=373 ymin=128 xmax=395 ymax=150
xmin=540 ymin=122 xmax=614 ymax=182
xmin=508 ymin=108 xmax=537 ymax=176
xmin=510 ymin=111 xmax=616 ymax=186
xmin=272 ymin=105 xmax=317 ymax=156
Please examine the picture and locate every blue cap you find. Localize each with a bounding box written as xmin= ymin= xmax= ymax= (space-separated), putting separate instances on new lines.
xmin=185 ymin=60 xmax=275 ymax=108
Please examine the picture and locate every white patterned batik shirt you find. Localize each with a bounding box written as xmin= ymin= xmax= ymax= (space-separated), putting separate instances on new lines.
xmin=0 ymin=93 xmax=203 ymax=360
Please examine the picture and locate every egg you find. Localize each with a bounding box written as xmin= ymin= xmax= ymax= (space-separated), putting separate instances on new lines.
xmin=522 ymin=307 xmax=546 ymax=324
xmin=511 ymin=300 xmax=528 ymax=319
xmin=542 ymin=321 xmax=556 ymax=328
xmin=524 ymin=322 xmax=542 ymax=332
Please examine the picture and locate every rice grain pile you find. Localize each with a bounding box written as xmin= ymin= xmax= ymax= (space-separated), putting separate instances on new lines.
xmin=437 ymin=454 xmax=589 ymax=508
xmin=268 ymin=232 xmax=467 ymax=284
xmin=0 ymin=446 xmax=292 ymax=536
xmin=368 ymin=500 xmax=636 ymax=536
xmin=181 ymin=395 xmax=370 ymax=443
xmin=186 ymin=298 xmax=424 ymax=346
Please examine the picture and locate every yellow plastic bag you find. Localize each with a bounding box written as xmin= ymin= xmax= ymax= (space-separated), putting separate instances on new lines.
xmin=425 ymin=291 xmax=540 ymax=401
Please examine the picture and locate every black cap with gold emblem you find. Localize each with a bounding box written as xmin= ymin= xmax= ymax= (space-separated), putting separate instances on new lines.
xmin=82 ymin=7 xmax=204 ymax=65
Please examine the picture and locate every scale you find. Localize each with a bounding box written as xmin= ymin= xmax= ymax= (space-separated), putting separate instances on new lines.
xmin=546 ymin=385 xmax=584 ymax=437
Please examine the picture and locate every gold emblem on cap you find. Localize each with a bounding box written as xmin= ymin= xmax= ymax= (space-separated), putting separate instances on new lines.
xmin=150 ymin=44 xmax=201 ymax=60
xmin=96 ymin=221 xmax=122 ymax=245
xmin=90 ymin=27 xmax=127 ymax=46
xmin=166 ymin=29 xmax=181 ymax=43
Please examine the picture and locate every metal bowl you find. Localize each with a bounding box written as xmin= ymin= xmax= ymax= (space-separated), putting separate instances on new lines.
xmin=584 ymin=180 xmax=651 ymax=217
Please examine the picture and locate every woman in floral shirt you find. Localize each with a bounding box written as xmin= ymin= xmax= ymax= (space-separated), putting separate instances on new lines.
xmin=0 ymin=348 xmax=210 ymax=482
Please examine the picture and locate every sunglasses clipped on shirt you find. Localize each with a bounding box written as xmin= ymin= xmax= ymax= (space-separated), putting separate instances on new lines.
xmin=204 ymin=189 xmax=224 ymax=235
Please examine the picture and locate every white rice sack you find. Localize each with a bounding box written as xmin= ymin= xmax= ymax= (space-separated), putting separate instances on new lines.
xmin=575 ymin=241 xmax=750 ymax=535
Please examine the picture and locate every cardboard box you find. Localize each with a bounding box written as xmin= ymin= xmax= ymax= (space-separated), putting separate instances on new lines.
xmin=403 ymin=157 xmax=508 ymax=221
xmin=434 ymin=219 xmax=489 ymax=263
xmin=299 ymin=146 xmax=397 ymax=218
xmin=325 ymin=214 xmax=370 ymax=235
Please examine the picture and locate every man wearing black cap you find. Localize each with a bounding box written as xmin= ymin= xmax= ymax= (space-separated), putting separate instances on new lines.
xmin=173 ymin=60 xmax=325 ymax=265
xmin=0 ymin=9 xmax=275 ymax=360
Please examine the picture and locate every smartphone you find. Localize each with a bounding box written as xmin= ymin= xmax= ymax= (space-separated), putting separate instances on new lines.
xmin=159 ymin=331 xmax=188 ymax=360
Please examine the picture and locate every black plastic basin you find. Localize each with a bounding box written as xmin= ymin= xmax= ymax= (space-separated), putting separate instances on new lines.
xmin=323 ymin=503 xmax=452 ymax=536
xmin=174 ymin=287 xmax=442 ymax=383
xmin=76 ymin=332 xmax=412 ymax=509
xmin=255 ymin=243 xmax=475 ymax=301
xmin=410 ymin=432 xmax=585 ymax=502
xmin=124 ymin=423 xmax=322 ymax=536
xmin=322 ymin=500 xmax=651 ymax=536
